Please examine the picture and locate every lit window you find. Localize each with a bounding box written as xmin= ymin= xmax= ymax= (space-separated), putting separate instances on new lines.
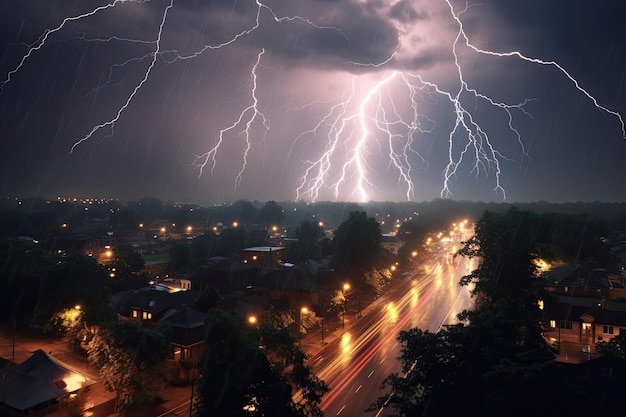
xmin=549 ymin=320 xmax=556 ymax=328
xmin=132 ymin=310 xmax=138 ymax=318
xmin=142 ymin=311 xmax=152 ymax=320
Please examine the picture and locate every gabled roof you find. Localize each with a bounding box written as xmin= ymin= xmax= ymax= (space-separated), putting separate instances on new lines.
xmin=544 ymin=301 xmax=626 ymax=326
xmin=256 ymin=266 xmax=317 ymax=292
xmin=108 ymin=287 xmax=201 ymax=317
xmin=381 ymin=234 xmax=401 ymax=243
xmin=1 ymin=350 xmax=95 ymax=411
xmin=543 ymin=264 xmax=613 ymax=290
xmin=158 ymin=307 xmax=206 ymax=329
xmin=243 ymin=246 xmax=285 ymax=252
xmin=216 ymin=291 xmax=271 ymax=317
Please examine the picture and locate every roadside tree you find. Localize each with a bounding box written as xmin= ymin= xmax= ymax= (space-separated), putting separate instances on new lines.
xmin=330 ymin=211 xmax=381 ymax=289
xmin=87 ymin=320 xmax=170 ymax=412
xmin=196 ymin=308 xmax=328 ymax=417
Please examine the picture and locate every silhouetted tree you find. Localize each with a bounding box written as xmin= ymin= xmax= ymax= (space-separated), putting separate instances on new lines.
xmin=370 ymin=208 xmax=556 ymax=416
xmin=87 ymin=320 xmax=170 ymax=412
xmin=330 ymin=211 xmax=381 ymax=289
xmin=196 ymin=309 xmax=327 ymax=417
xmin=284 ymin=220 xmax=325 ymax=264
xmin=257 ymin=200 xmax=284 ymax=227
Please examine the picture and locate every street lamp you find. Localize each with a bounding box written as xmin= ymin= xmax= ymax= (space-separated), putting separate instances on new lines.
xmin=299 ymin=307 xmax=308 ymax=346
xmin=342 ymin=283 xmax=350 ymax=329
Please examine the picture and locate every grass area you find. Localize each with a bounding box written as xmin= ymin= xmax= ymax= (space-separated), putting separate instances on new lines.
xmin=142 ymin=252 xmax=170 ymax=264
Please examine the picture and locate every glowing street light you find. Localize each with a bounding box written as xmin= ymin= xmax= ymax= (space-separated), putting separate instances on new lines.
xmin=299 ymin=307 xmax=308 ymax=346
xmin=342 ymin=283 xmax=350 ymax=329
xmin=248 ymin=315 xmax=257 ymax=325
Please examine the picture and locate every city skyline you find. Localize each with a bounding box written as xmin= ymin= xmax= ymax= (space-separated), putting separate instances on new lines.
xmin=1 ymin=0 xmax=625 ymax=205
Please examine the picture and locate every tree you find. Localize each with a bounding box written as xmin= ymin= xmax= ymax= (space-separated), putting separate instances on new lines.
xmin=0 ymin=238 xmax=57 ymax=326
xmin=457 ymin=207 xmax=547 ymax=348
xmin=87 ymin=320 xmax=170 ymax=412
xmin=44 ymin=307 xmax=84 ymax=337
xmin=284 ymin=220 xmax=325 ymax=264
xmin=596 ymin=332 xmax=626 ymax=360
xmin=51 ymin=253 xmax=109 ymax=322
xmin=216 ymin=227 xmax=248 ymax=257
xmin=196 ymin=309 xmax=328 ymax=417
xmin=371 ymin=208 xmax=556 ymax=416
xmin=330 ymin=211 xmax=381 ymax=289
xmin=257 ymin=200 xmax=284 ymax=227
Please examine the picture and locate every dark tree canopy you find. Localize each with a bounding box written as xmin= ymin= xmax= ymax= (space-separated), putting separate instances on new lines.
xmin=196 ymin=309 xmax=328 ymax=417
xmin=371 ymin=208 xmax=558 ymax=417
xmin=257 ymin=200 xmax=284 ymax=227
xmin=330 ymin=211 xmax=382 ymax=288
xmin=87 ymin=320 xmax=170 ymax=410
xmin=284 ymin=220 xmax=325 ymax=264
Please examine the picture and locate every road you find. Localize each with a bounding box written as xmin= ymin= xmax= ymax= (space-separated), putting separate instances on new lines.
xmin=313 ymin=249 xmax=477 ymax=416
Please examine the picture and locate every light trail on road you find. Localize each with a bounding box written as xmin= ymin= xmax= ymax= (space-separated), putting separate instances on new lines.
xmin=315 ymin=253 xmax=476 ymax=416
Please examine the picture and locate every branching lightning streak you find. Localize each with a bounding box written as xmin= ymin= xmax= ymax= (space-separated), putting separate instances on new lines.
xmin=445 ymin=0 xmax=626 ymax=140
xmin=297 ymin=1 xmax=625 ymax=201
xmin=2 ymin=0 xmax=623 ymax=202
xmin=0 ymin=0 xmax=148 ymax=93
xmin=70 ymin=0 xmax=174 ymax=153
xmin=191 ymin=49 xmax=269 ymax=192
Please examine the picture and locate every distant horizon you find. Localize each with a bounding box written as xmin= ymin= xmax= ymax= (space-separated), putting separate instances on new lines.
xmin=4 ymin=194 xmax=626 ymax=207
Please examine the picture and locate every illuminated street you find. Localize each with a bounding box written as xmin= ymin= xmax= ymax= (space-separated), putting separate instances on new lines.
xmin=306 ymin=246 xmax=477 ymax=416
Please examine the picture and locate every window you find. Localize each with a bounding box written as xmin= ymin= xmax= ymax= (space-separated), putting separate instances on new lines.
xmin=132 ymin=309 xmax=138 ymax=318
xmin=142 ymin=311 xmax=152 ymax=320
xmin=549 ymin=320 xmax=556 ymax=328
xmin=558 ymin=320 xmax=572 ymax=329
xmin=603 ymin=326 xmax=614 ymax=335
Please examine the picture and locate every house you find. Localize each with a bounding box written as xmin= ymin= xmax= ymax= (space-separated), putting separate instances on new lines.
xmin=252 ymin=264 xmax=332 ymax=312
xmin=543 ymin=302 xmax=626 ymax=347
xmin=108 ymin=288 xmax=207 ymax=363
xmin=542 ymin=264 xmax=612 ymax=307
xmin=187 ymin=257 xmax=258 ymax=293
xmin=242 ymin=246 xmax=285 ymax=273
xmin=157 ymin=307 xmax=206 ymax=361
xmin=108 ymin=287 xmax=201 ymax=324
xmin=0 ymin=350 xmax=95 ymax=416
xmin=381 ymin=234 xmax=403 ymax=256
xmin=541 ymin=263 xmax=626 ymax=353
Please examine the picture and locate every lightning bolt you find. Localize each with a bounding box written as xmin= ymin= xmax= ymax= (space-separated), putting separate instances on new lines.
xmin=2 ymin=0 xmax=623 ymax=202
xmin=191 ymin=49 xmax=269 ymax=192
xmin=0 ymin=0 xmax=148 ymax=93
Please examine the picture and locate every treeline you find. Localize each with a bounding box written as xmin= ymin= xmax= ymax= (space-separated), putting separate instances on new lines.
xmin=4 ymin=196 xmax=626 ymax=241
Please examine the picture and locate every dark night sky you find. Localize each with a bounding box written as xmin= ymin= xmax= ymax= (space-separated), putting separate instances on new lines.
xmin=0 ymin=0 xmax=625 ymax=204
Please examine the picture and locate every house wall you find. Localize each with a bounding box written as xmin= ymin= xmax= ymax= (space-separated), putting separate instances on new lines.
xmin=592 ymin=322 xmax=626 ymax=343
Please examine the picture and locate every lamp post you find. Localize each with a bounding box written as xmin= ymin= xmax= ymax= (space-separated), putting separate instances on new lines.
xmin=321 ymin=315 xmax=325 ymax=345
xmin=298 ymin=307 xmax=308 ymax=346
xmin=342 ymin=283 xmax=350 ymax=329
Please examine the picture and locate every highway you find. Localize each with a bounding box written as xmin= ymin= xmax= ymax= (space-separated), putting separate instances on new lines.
xmin=312 ymin=248 xmax=477 ymax=416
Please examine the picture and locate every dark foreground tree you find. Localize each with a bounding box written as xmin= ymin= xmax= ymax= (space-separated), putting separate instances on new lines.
xmin=330 ymin=211 xmax=381 ymax=289
xmin=370 ymin=208 xmax=556 ymax=416
xmin=87 ymin=320 xmax=170 ymax=413
xmin=196 ymin=309 xmax=328 ymax=417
